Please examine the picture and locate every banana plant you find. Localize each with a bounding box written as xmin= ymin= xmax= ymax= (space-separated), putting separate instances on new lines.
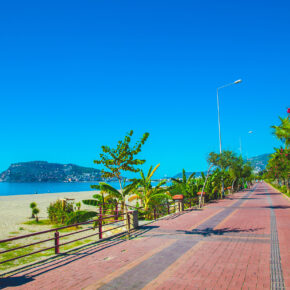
xmin=66 ymin=182 xmax=138 ymax=225
xmin=170 ymin=169 xmax=198 ymax=199
xmin=128 ymin=164 xmax=171 ymax=213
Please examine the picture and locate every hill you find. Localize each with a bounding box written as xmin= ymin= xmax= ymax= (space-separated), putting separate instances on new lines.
xmin=173 ymin=153 xmax=271 ymax=178
xmin=172 ymin=171 xmax=204 ymax=179
xmin=0 ymin=161 xmax=105 ymax=183
xmin=248 ymin=153 xmax=271 ymax=172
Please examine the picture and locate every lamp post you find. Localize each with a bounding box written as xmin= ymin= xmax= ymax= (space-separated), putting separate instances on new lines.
xmin=239 ymin=131 xmax=253 ymax=158
xmin=217 ymin=79 xmax=242 ymax=197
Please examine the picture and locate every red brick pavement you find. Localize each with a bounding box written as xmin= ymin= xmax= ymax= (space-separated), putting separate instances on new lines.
xmin=0 ymin=182 xmax=289 ymax=289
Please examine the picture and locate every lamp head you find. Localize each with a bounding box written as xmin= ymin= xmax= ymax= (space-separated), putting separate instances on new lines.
xmin=234 ymin=79 xmax=242 ymax=84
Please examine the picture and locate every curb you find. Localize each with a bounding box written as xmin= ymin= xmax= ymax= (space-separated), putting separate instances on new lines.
xmin=266 ymin=182 xmax=290 ymax=203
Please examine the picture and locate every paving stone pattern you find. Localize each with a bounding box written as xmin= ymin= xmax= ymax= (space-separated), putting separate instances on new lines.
xmin=265 ymin=185 xmax=285 ymax=290
xmin=1 ymin=182 xmax=289 ymax=290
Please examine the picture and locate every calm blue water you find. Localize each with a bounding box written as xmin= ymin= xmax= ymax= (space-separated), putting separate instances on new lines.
xmin=0 ymin=181 xmax=162 ymax=196
xmin=0 ymin=182 xmax=121 ymax=196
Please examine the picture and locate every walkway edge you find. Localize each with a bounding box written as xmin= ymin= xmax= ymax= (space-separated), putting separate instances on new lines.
xmin=267 ymin=182 xmax=290 ymax=203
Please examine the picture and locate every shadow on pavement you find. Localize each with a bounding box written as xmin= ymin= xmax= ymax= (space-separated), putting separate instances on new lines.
xmin=0 ymin=226 xmax=156 ymax=288
xmin=0 ymin=275 xmax=34 ymax=289
xmin=262 ymin=205 xmax=290 ymax=209
xmin=176 ymin=226 xmax=263 ymax=237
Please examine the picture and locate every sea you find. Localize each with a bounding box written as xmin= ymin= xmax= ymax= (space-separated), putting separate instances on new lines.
xmin=0 ymin=181 xmax=162 ymax=196
xmin=0 ymin=181 xmax=121 ymax=196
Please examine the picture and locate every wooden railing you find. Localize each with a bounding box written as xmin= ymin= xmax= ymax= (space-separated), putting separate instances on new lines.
xmin=0 ymin=198 xmax=199 ymax=268
xmin=0 ymin=212 xmax=129 ymax=266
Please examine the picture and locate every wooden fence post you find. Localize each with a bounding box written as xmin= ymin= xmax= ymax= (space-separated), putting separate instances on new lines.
xmin=54 ymin=231 xmax=60 ymax=254
xmin=98 ymin=215 xmax=102 ymax=239
xmin=115 ymin=204 xmax=118 ymax=222
xmin=154 ymin=208 xmax=157 ymax=220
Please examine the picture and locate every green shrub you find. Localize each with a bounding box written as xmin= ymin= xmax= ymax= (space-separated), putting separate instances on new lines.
xmin=30 ymin=202 xmax=37 ymax=218
xmin=47 ymin=200 xmax=74 ymax=224
xmin=280 ymin=185 xmax=288 ymax=194
xmin=32 ymin=208 xmax=40 ymax=222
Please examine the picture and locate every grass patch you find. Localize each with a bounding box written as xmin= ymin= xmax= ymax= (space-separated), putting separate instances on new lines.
xmin=23 ymin=220 xmax=84 ymax=232
xmin=23 ymin=219 xmax=52 ymax=226
xmin=0 ymin=243 xmax=54 ymax=272
xmin=61 ymin=239 xmax=93 ymax=251
xmin=56 ymin=226 xmax=83 ymax=233
xmin=0 ymin=238 xmax=95 ymax=272
xmin=9 ymin=232 xmax=19 ymax=235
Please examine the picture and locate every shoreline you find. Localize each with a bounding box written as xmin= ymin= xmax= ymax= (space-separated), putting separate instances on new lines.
xmin=0 ymin=191 xmax=98 ymax=240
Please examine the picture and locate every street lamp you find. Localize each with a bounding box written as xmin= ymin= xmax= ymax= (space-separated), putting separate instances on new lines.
xmin=217 ymin=79 xmax=242 ymax=196
xmin=240 ymin=131 xmax=253 ymax=159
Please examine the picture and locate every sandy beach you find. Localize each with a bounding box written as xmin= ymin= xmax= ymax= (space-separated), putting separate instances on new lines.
xmin=0 ymin=191 xmax=98 ymax=240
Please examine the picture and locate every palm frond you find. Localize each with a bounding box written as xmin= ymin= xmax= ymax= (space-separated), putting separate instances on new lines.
xmin=189 ymin=172 xmax=196 ymax=180
xmin=98 ymin=182 xmax=122 ymax=199
xmin=148 ymin=164 xmax=160 ymax=180
xmin=128 ymin=194 xmax=138 ymax=202
xmin=66 ymin=211 xmax=97 ymax=225
xmin=146 ymin=165 xmax=153 ymax=179
xmin=171 ymin=178 xmax=182 ymax=184
xmin=82 ymin=199 xmax=100 ymax=207
xmin=182 ymin=169 xmax=187 ymax=184
xmin=123 ymin=180 xmax=139 ymax=195
xmin=90 ymin=184 xmax=101 ymax=190
xmin=156 ymin=179 xmax=166 ymax=187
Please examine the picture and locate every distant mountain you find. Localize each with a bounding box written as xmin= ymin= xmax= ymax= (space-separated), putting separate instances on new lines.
xmin=0 ymin=161 xmax=106 ymax=183
xmin=173 ymin=154 xmax=271 ymax=178
xmin=248 ymin=153 xmax=271 ymax=172
xmin=172 ymin=171 xmax=204 ymax=179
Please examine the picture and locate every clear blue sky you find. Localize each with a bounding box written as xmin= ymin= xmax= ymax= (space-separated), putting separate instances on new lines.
xmin=0 ymin=0 xmax=289 ymax=177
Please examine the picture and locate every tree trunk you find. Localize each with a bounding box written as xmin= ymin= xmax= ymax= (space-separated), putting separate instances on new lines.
xmin=232 ymin=178 xmax=237 ymax=191
xmin=199 ymin=165 xmax=213 ymax=208
xmin=118 ymin=178 xmax=130 ymax=239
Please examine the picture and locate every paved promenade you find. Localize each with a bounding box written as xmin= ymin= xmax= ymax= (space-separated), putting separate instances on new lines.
xmin=1 ymin=182 xmax=290 ymax=289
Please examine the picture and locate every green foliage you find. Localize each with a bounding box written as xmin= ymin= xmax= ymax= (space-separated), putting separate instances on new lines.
xmin=47 ymin=200 xmax=74 ymax=224
xmin=66 ymin=211 xmax=97 ymax=225
xmin=271 ymin=116 xmax=290 ymax=148
xmin=30 ymin=202 xmax=37 ymax=218
xmin=129 ymin=164 xmax=170 ymax=216
xmin=94 ymin=130 xmax=149 ymax=181
xmin=267 ymin=181 xmax=290 ymax=197
xmin=75 ymin=202 xmax=81 ymax=211
xmin=207 ymin=151 xmax=254 ymax=197
xmin=170 ymin=169 xmax=198 ymax=198
xmin=265 ymin=147 xmax=290 ymax=187
xmin=208 ymin=150 xmax=236 ymax=170
xmin=24 ymin=219 xmax=51 ymax=226
xmin=91 ymin=130 xmax=150 ymax=233
xmin=265 ymin=113 xmax=290 ymax=190
xmin=95 ymin=181 xmax=138 ymax=207
xmin=32 ymin=208 xmax=40 ymax=222
xmin=32 ymin=208 xmax=39 ymax=215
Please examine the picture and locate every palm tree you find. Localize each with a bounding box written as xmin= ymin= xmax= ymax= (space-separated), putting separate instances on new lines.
xmin=128 ymin=164 xmax=170 ymax=216
xmin=32 ymin=208 xmax=40 ymax=222
xmin=170 ymin=169 xmax=198 ymax=199
xmin=272 ymin=116 xmax=290 ymax=148
xmin=91 ymin=181 xmax=138 ymax=209
xmin=67 ymin=181 xmax=138 ymax=225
